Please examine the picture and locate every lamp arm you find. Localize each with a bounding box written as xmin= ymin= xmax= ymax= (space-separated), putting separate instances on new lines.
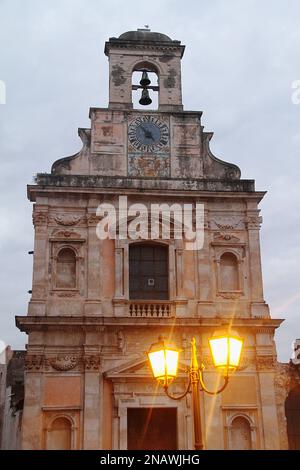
xmin=163 ymin=376 xmax=191 ymax=401
xmin=198 ymin=369 xmax=229 ymax=395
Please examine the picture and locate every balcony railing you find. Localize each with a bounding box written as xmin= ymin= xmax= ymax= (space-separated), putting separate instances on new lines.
xmin=129 ymin=301 xmax=173 ymax=318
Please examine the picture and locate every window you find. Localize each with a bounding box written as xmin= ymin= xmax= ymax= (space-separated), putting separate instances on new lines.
xmin=46 ymin=417 xmax=72 ymax=450
xmin=129 ymin=244 xmax=168 ymax=300
xmin=220 ymin=252 xmax=239 ymax=291
xmin=231 ymin=416 xmax=252 ymax=450
xmin=56 ymin=248 xmax=76 ymax=289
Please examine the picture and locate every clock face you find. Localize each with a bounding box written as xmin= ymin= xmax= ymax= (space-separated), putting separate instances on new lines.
xmin=128 ymin=116 xmax=169 ymax=152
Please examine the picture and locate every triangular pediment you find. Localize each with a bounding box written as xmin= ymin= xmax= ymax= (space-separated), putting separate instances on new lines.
xmin=104 ymin=356 xmax=188 ymax=379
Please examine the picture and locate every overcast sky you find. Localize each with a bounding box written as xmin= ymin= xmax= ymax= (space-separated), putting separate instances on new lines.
xmin=0 ymin=0 xmax=299 ymax=361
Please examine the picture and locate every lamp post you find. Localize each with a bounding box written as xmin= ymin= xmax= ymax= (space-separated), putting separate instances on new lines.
xmin=147 ymin=332 xmax=243 ymax=450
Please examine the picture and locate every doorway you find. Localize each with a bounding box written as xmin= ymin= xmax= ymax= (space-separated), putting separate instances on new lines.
xmin=127 ymin=407 xmax=177 ymax=450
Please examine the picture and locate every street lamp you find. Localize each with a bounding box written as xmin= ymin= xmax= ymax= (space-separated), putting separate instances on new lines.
xmin=147 ymin=331 xmax=243 ymax=450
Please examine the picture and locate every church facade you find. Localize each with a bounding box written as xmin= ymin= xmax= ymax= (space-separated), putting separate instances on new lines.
xmin=16 ymin=29 xmax=288 ymax=450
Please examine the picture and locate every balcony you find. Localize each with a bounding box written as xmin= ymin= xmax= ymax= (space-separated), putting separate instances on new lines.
xmin=129 ymin=300 xmax=173 ymax=318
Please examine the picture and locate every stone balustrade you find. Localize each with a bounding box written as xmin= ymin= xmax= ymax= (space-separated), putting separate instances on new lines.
xmin=129 ymin=301 xmax=173 ymax=317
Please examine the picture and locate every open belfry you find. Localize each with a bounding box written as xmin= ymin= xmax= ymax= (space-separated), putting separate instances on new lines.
xmin=16 ymin=29 xmax=287 ymax=450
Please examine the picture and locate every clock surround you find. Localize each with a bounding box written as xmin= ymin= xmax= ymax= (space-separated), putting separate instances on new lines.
xmin=128 ymin=115 xmax=169 ymax=153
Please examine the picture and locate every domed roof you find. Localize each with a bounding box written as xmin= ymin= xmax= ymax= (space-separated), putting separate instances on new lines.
xmin=118 ymin=29 xmax=172 ymax=42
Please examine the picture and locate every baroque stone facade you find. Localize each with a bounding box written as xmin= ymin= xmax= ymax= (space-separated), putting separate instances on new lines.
xmin=16 ymin=29 xmax=287 ymax=449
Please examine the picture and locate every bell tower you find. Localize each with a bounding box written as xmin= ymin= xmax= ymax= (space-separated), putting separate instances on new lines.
xmin=105 ymin=28 xmax=185 ymax=111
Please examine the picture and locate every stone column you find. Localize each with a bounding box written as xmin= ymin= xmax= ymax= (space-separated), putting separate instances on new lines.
xmin=83 ymin=353 xmax=101 ymax=449
xmin=29 ymin=204 xmax=48 ymax=315
xmin=113 ymin=239 xmax=127 ymax=317
xmin=246 ymin=206 xmax=264 ymax=302
xmin=114 ymin=246 xmax=125 ymax=299
xmin=175 ymin=246 xmax=184 ymax=298
xmin=169 ymin=243 xmax=176 ymax=300
xmin=257 ymin=357 xmax=281 ymax=449
xmin=86 ymin=208 xmax=102 ymax=316
xmin=196 ymin=208 xmax=213 ymax=316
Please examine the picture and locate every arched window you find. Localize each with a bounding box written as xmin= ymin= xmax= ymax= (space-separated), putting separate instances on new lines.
xmin=129 ymin=243 xmax=168 ymax=300
xmin=220 ymin=252 xmax=239 ymax=291
xmin=46 ymin=417 xmax=72 ymax=450
xmin=231 ymin=416 xmax=252 ymax=450
xmin=285 ymin=385 xmax=300 ymax=449
xmin=56 ymin=248 xmax=76 ymax=289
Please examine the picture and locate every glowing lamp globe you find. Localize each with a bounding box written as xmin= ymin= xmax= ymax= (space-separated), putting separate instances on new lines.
xmin=209 ymin=331 xmax=243 ymax=374
xmin=147 ymin=339 xmax=180 ymax=388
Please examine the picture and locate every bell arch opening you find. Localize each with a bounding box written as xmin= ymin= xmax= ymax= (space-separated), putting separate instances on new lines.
xmin=131 ymin=62 xmax=159 ymax=110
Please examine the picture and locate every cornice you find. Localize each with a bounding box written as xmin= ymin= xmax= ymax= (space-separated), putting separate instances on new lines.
xmin=16 ymin=315 xmax=283 ymax=333
xmin=27 ymin=178 xmax=262 ymax=202
xmin=104 ymin=40 xmax=185 ymax=58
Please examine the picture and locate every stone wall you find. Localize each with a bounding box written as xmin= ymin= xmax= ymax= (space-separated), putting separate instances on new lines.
xmin=0 ymin=349 xmax=25 ymax=450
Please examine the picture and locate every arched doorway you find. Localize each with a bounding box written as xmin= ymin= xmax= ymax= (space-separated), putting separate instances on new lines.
xmin=285 ymin=384 xmax=300 ymax=449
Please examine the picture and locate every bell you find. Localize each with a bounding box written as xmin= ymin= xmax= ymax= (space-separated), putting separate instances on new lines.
xmin=140 ymin=70 xmax=151 ymax=87
xmin=139 ymin=88 xmax=152 ymax=106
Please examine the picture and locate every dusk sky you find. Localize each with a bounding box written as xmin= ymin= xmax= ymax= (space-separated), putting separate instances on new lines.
xmin=0 ymin=0 xmax=299 ymax=361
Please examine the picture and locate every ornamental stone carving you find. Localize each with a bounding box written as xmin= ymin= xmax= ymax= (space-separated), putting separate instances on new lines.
xmin=25 ymin=354 xmax=81 ymax=371
xmin=32 ymin=212 xmax=48 ymax=226
xmin=87 ymin=214 xmax=101 ymax=226
xmin=213 ymin=232 xmax=240 ymax=243
xmin=25 ymin=354 xmax=43 ymax=371
xmin=117 ymin=331 xmax=125 ymax=352
xmin=51 ymin=229 xmax=81 ymax=239
xmin=274 ymin=364 xmax=290 ymax=450
xmin=212 ymin=218 xmax=244 ymax=230
xmin=84 ymin=355 xmax=101 ymax=371
xmin=54 ymin=291 xmax=77 ymax=297
xmin=246 ymin=215 xmax=263 ymax=229
xmin=49 ymin=355 xmax=79 ymax=371
xmin=274 ymin=365 xmax=290 ymax=401
xmin=217 ymin=292 xmax=243 ymax=299
xmin=54 ymin=215 xmax=83 ymax=226
xmin=215 ymin=222 xmax=235 ymax=230
xmin=256 ymin=355 xmax=276 ymax=370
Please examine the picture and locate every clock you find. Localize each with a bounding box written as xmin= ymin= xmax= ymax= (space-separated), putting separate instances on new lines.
xmin=128 ymin=115 xmax=169 ymax=152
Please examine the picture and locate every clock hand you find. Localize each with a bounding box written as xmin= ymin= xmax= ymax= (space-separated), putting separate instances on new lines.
xmin=140 ymin=125 xmax=155 ymax=141
xmin=146 ymin=132 xmax=154 ymax=140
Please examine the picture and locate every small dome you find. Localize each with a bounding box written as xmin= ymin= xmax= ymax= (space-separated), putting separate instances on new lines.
xmin=118 ymin=29 xmax=172 ymax=42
